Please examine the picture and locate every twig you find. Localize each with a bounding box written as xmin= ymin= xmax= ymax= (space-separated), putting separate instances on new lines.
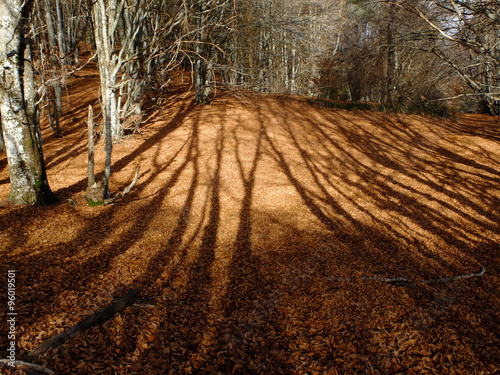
xmin=328 ymin=267 xmax=486 ymax=285
xmin=0 ymin=359 xmax=55 ymax=374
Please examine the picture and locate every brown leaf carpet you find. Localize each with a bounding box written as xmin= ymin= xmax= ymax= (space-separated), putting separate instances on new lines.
xmin=1 ymin=69 xmax=499 ymax=374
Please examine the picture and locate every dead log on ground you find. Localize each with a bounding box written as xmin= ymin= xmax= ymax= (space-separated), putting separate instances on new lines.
xmin=24 ymin=288 xmax=142 ymax=365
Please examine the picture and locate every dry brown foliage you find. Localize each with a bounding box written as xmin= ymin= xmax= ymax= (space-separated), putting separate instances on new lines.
xmin=0 ymin=69 xmax=499 ymax=374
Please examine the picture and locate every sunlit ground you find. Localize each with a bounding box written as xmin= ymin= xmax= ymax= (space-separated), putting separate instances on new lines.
xmin=1 ymin=71 xmax=499 ymax=374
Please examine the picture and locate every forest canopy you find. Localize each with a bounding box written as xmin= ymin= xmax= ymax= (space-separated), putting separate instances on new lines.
xmin=22 ymin=0 xmax=500 ymax=117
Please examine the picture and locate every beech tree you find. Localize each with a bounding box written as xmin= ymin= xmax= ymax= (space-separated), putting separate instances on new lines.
xmin=0 ymin=0 xmax=55 ymax=205
xmin=315 ymin=0 xmax=459 ymax=114
xmin=403 ymin=0 xmax=500 ymax=114
xmin=192 ymin=0 xmax=213 ymax=104
xmin=31 ymin=0 xmax=89 ymax=136
xmin=226 ymin=0 xmax=340 ymax=95
xmin=89 ymin=0 xmax=153 ymax=200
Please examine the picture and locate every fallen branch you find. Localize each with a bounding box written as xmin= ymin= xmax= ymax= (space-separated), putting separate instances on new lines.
xmin=422 ymin=266 xmax=486 ymax=284
xmin=328 ymin=267 xmax=486 ymax=285
xmin=24 ymin=288 xmax=142 ymax=364
xmin=0 ymin=359 xmax=55 ymax=374
xmin=104 ymin=166 xmax=141 ymax=205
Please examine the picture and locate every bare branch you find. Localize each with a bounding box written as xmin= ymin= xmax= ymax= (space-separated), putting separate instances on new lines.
xmin=0 ymin=359 xmax=55 ymax=374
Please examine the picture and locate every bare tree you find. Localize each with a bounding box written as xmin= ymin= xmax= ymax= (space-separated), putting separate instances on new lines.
xmin=399 ymin=0 xmax=500 ymax=114
xmin=31 ymin=0 xmax=90 ymax=137
xmin=226 ymin=0 xmax=341 ymax=95
xmin=89 ymin=0 xmax=176 ymax=201
xmin=315 ymin=0 xmax=460 ymax=114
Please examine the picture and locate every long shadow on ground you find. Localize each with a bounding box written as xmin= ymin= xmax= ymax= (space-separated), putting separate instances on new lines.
xmin=0 ymin=91 xmax=499 ymax=374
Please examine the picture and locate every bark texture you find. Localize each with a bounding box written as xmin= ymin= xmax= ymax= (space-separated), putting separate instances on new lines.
xmin=0 ymin=0 xmax=55 ymax=205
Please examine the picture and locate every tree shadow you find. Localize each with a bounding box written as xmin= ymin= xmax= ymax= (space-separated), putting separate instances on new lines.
xmin=0 ymin=98 xmax=197 ymax=367
xmin=238 ymin=97 xmax=500 ymax=371
xmin=1 ymin=91 xmax=499 ymax=374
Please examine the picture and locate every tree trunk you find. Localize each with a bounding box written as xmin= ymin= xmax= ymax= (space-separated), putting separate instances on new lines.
xmin=43 ymin=0 xmax=57 ymax=50
xmin=385 ymin=2 xmax=397 ymax=108
xmin=0 ymin=0 xmax=56 ymax=205
xmin=92 ymin=0 xmax=120 ymax=199
xmin=55 ymin=0 xmax=67 ymax=60
xmin=87 ymin=105 xmax=96 ymax=189
xmin=194 ymin=0 xmax=212 ymax=104
xmin=40 ymin=0 xmax=64 ymax=137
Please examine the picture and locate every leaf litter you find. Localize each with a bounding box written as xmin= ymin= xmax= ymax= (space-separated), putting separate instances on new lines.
xmin=0 ymin=68 xmax=499 ymax=374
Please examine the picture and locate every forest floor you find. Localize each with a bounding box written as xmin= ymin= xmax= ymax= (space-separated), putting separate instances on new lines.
xmin=1 ymin=68 xmax=499 ymax=375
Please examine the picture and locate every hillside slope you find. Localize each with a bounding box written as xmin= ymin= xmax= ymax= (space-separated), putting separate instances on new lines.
xmin=1 ymin=70 xmax=499 ymax=374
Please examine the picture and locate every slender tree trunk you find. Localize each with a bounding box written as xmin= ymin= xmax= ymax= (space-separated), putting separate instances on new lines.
xmin=93 ymin=0 xmax=120 ymax=143
xmin=43 ymin=0 xmax=57 ymax=50
xmin=42 ymin=0 xmax=63 ymax=136
xmin=290 ymin=46 xmax=297 ymax=94
xmin=87 ymin=105 xmax=96 ymax=189
xmin=85 ymin=104 xmax=106 ymax=204
xmin=46 ymin=86 xmax=62 ymax=137
xmin=0 ymin=0 xmax=56 ymax=205
xmin=55 ymin=0 xmax=66 ymax=59
xmin=92 ymin=0 xmax=122 ymax=199
xmin=194 ymin=0 xmax=212 ymax=104
xmin=53 ymin=0 xmax=65 ymax=120
xmin=385 ymin=2 xmax=396 ymax=108
xmin=194 ymin=0 xmax=205 ymax=103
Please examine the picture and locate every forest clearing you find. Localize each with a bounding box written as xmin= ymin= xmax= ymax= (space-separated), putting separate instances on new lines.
xmin=1 ymin=0 xmax=500 ymax=373
xmin=1 ymin=68 xmax=499 ymax=374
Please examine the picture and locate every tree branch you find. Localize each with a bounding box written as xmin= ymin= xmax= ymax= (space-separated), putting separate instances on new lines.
xmin=103 ymin=165 xmax=141 ymax=205
xmin=0 ymin=359 xmax=55 ymax=374
xmin=24 ymin=288 xmax=142 ymax=363
xmin=328 ymin=267 xmax=486 ymax=285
